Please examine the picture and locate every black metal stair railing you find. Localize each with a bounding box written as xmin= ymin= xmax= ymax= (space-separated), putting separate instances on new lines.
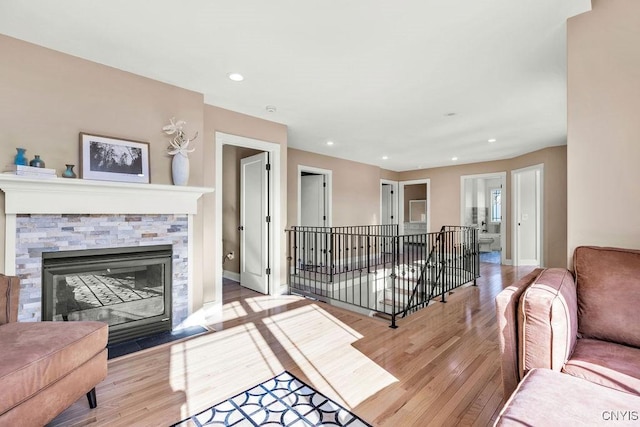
xmin=285 ymin=225 xmax=479 ymax=328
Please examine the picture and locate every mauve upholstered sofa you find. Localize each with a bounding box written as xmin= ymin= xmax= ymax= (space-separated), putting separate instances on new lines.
xmin=0 ymin=274 xmax=108 ymax=426
xmin=494 ymin=246 xmax=640 ymax=425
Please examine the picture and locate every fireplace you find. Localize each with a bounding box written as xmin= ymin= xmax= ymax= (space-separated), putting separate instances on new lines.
xmin=42 ymin=245 xmax=173 ymax=344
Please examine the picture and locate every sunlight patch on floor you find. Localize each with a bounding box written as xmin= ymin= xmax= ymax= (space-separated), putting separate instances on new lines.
xmin=263 ymin=304 xmax=397 ymax=409
xmin=169 ymin=322 xmax=284 ymax=419
xmin=244 ymin=294 xmax=306 ymax=313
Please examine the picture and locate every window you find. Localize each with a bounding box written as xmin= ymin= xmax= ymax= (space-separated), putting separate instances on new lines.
xmin=490 ymin=188 xmax=502 ymax=223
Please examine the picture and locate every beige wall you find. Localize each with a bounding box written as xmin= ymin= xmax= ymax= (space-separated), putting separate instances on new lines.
xmin=287 ymin=145 xmax=566 ymax=267
xmin=203 ymin=105 xmax=288 ymax=301
xmin=399 ymin=146 xmax=567 ymax=267
xmin=0 ymin=35 xmax=211 ymax=310
xmin=287 ymin=148 xmax=384 ymax=227
xmin=567 ymin=0 xmax=640 ymax=264
xmin=0 ymin=35 xmax=288 ymax=311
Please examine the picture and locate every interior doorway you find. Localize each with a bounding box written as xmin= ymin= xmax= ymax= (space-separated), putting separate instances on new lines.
xmin=215 ymin=133 xmax=282 ymax=305
xmin=512 ymin=164 xmax=543 ymax=266
xmin=380 ymin=179 xmax=398 ymax=226
xmin=460 ymin=172 xmax=507 ymax=264
xmin=297 ymin=165 xmax=332 ymax=227
xmin=399 ymin=179 xmax=430 ymax=236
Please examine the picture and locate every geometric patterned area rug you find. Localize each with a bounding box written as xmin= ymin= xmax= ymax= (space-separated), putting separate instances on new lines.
xmin=171 ymin=371 xmax=372 ymax=426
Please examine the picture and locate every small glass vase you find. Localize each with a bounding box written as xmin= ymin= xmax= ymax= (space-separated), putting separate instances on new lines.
xmin=62 ymin=164 xmax=77 ymax=179
xmin=14 ymin=148 xmax=28 ymax=166
xmin=30 ymin=155 xmax=45 ymax=168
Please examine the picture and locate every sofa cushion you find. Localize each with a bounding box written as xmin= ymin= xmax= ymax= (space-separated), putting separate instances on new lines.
xmin=563 ymin=338 xmax=640 ymax=396
xmin=517 ymin=268 xmax=578 ymax=378
xmin=0 ymin=321 xmax=108 ymax=415
xmin=495 ymin=368 xmax=640 ymax=426
xmin=574 ymin=246 xmax=640 ymax=348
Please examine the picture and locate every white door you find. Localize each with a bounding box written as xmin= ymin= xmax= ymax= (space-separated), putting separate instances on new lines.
xmin=240 ymin=152 xmax=269 ymax=294
xmin=514 ymin=167 xmax=542 ymax=266
xmin=301 ymin=174 xmax=325 ymax=226
xmin=381 ymin=184 xmax=394 ymax=225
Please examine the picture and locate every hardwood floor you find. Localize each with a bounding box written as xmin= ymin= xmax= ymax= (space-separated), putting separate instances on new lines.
xmin=49 ymin=262 xmax=535 ymax=427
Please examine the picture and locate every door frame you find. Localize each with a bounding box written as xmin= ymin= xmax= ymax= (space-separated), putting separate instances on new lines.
xmin=380 ymin=179 xmax=399 ymax=226
xmin=460 ymin=172 xmax=507 ymax=264
xmin=215 ymin=132 xmax=282 ymax=300
xmin=297 ymin=165 xmax=332 ymax=227
xmin=399 ymin=179 xmax=431 ymax=235
xmin=511 ymin=164 xmax=544 ymax=267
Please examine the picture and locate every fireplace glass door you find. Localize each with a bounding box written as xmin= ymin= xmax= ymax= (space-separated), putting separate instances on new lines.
xmin=42 ymin=245 xmax=172 ymax=343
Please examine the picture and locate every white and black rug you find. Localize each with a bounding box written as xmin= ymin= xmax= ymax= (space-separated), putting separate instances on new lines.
xmin=173 ymin=371 xmax=372 ymax=427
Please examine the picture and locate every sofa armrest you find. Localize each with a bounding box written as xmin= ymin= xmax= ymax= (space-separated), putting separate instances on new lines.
xmin=0 ymin=274 xmax=20 ymax=324
xmin=518 ymin=268 xmax=578 ymax=378
xmin=495 ymin=268 xmax=544 ymax=398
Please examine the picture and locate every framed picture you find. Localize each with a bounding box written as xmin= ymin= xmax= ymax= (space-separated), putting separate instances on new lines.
xmin=79 ymin=133 xmax=150 ymax=183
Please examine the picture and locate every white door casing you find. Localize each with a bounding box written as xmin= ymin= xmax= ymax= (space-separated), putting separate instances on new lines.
xmin=300 ymin=174 xmax=325 ymax=226
xmin=398 ymin=179 xmax=430 ymax=235
xmin=512 ymin=164 xmax=543 ymax=266
xmin=240 ymin=152 xmax=269 ymax=294
xmin=297 ymin=165 xmax=332 ymax=227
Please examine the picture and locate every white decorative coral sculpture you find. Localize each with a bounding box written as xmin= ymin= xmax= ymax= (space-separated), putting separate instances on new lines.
xmin=163 ymin=117 xmax=198 ymax=157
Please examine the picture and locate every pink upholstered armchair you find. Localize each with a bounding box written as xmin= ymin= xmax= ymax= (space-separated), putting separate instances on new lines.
xmin=495 ymin=246 xmax=640 ymax=398
xmin=0 ymin=274 xmax=109 ymax=425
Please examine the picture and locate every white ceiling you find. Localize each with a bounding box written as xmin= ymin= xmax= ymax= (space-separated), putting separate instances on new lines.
xmin=0 ymin=1 xmax=591 ymax=171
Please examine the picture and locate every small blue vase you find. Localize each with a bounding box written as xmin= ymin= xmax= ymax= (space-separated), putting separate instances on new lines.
xmin=62 ymin=164 xmax=77 ymax=178
xmin=30 ymin=155 xmax=45 ymax=168
xmin=14 ymin=148 xmax=28 ymax=166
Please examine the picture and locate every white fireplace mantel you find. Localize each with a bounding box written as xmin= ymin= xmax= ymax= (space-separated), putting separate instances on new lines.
xmin=0 ymin=174 xmax=214 ymax=215
xmin=0 ymin=174 xmax=214 ymax=278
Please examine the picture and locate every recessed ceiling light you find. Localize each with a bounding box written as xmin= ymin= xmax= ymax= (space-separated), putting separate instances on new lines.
xmin=266 ymin=105 xmax=277 ymax=113
xmin=488 ymin=138 xmax=497 ymax=143
xmin=452 ymin=156 xmax=458 ymax=161
xmin=382 ymin=156 xmax=389 ymax=160
xmin=326 ymin=141 xmax=334 ymax=146
xmin=227 ymin=72 xmax=244 ymax=81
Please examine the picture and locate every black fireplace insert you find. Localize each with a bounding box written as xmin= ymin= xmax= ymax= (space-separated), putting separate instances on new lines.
xmin=42 ymin=245 xmax=172 ymax=344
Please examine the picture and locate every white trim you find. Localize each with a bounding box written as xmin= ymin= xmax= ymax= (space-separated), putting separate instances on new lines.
xmin=223 ymin=270 xmax=241 ymax=282
xmin=0 ymin=174 xmax=212 ymax=215
xmin=187 ymin=214 xmax=194 ymax=317
xmin=215 ymin=132 xmax=282 ymax=302
xmin=4 ymin=214 xmax=16 ymax=276
xmin=297 ymin=165 xmax=332 ymax=227
xmin=460 ymin=172 xmax=507 ymax=264
xmin=379 ymin=179 xmax=399 ymax=227
xmin=511 ymin=163 xmax=544 ymax=267
xmin=503 ymin=258 xmax=513 ymax=266
xmin=398 ymin=179 xmax=431 ymax=235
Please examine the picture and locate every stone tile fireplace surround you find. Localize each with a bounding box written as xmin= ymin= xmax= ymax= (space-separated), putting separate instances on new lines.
xmin=0 ymin=175 xmax=213 ymax=330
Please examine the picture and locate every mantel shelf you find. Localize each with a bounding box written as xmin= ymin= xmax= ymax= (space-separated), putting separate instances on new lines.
xmin=0 ymin=174 xmax=214 ymax=215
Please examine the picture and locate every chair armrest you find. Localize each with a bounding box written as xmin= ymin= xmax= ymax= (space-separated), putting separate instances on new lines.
xmin=495 ymin=268 xmax=544 ymax=398
xmin=0 ymin=274 xmax=20 ymax=324
xmin=518 ymin=268 xmax=578 ymax=378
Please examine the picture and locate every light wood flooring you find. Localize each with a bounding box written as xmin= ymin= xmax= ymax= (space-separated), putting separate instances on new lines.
xmin=49 ymin=262 xmax=535 ymax=427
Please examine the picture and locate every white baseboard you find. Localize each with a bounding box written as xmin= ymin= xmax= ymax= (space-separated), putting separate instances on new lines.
xmin=223 ymin=270 xmax=240 ymax=282
xmin=503 ymin=259 xmax=513 ymax=265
